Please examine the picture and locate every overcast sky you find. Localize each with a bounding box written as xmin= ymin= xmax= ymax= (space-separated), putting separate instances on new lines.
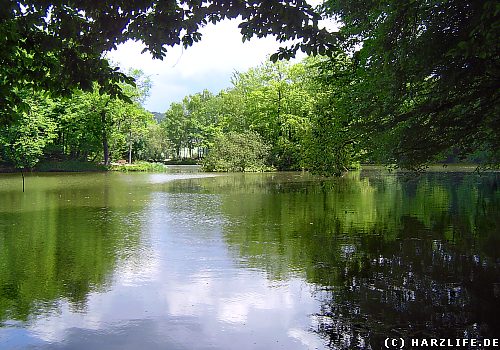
xmin=106 ymin=1 xmax=328 ymax=113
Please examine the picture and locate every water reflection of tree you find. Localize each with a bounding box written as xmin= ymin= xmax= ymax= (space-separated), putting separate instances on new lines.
xmin=217 ymin=171 xmax=499 ymax=349
xmin=314 ymin=217 xmax=500 ymax=349
xmin=0 ymin=176 xmax=145 ymax=322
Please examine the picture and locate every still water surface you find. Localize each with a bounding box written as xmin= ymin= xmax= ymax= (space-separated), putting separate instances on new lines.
xmin=0 ymin=167 xmax=499 ymax=349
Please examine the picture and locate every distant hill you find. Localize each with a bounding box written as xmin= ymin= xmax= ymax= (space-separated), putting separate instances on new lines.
xmin=151 ymin=112 xmax=165 ymax=122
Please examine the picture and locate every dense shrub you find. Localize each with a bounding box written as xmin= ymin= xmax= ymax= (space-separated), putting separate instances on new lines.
xmin=109 ymin=161 xmax=167 ymax=172
xmin=202 ymin=131 xmax=272 ymax=172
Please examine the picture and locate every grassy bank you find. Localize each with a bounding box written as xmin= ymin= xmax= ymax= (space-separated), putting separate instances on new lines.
xmin=0 ymin=160 xmax=168 ymax=173
xmin=108 ymin=161 xmax=167 ymax=172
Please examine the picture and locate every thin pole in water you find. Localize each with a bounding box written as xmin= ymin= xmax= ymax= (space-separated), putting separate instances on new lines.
xmin=21 ymin=171 xmax=25 ymax=192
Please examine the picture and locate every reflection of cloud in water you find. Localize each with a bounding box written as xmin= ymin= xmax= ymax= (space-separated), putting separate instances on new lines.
xmin=165 ymin=271 xmax=215 ymax=317
xmin=288 ymin=328 xmax=326 ymax=349
xmin=14 ymin=186 xmax=326 ymax=349
xmin=217 ymin=285 xmax=295 ymax=325
xmin=147 ymin=173 xmax=218 ymax=184
xmin=26 ymin=271 xmax=322 ymax=349
xmin=117 ymin=247 xmax=161 ymax=287
xmin=29 ymin=297 xmax=104 ymax=343
xmin=163 ymin=268 xmax=303 ymax=325
xmin=162 ymin=265 xmax=308 ymax=316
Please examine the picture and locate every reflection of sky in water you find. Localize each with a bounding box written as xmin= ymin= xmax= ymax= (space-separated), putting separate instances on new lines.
xmin=147 ymin=172 xmax=218 ymax=184
xmin=3 ymin=170 xmax=496 ymax=349
xmin=3 ymin=191 xmax=325 ymax=349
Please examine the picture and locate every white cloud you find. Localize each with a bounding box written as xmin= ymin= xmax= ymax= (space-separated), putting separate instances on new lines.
xmin=107 ymin=19 xmax=284 ymax=112
xmin=106 ymin=1 xmax=337 ymax=112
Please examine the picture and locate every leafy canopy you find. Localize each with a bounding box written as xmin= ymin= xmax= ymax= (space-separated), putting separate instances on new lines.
xmin=321 ymin=0 xmax=500 ymax=169
xmin=1 ymin=0 xmax=337 ymax=123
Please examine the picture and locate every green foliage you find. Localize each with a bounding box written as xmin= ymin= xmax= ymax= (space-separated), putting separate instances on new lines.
xmin=160 ymin=90 xmax=218 ymax=160
xmin=231 ymin=60 xmax=314 ymax=170
xmin=59 ymin=86 xmax=113 ymax=163
xmin=321 ymin=0 xmax=500 ymax=169
xmin=47 ymin=71 xmax=154 ymax=165
xmin=141 ymin=122 xmax=170 ymax=161
xmin=158 ymin=0 xmax=499 ymax=174
xmin=162 ymin=58 xmax=361 ymax=175
xmin=1 ymin=1 xmax=337 ymax=173
xmin=109 ymin=161 xmax=167 ymax=172
xmin=0 ymin=67 xmax=157 ymax=170
xmin=161 ymin=102 xmax=190 ymax=159
xmin=161 ymin=60 xmax=318 ymax=171
xmin=302 ymin=117 xmax=358 ymax=176
xmin=202 ymin=131 xmax=272 ymax=172
xmin=4 ymin=0 xmax=495 ymax=174
xmin=0 ymin=92 xmax=57 ymax=169
xmin=1 ymin=1 xmax=334 ymax=123
xmin=300 ymin=54 xmax=363 ymax=176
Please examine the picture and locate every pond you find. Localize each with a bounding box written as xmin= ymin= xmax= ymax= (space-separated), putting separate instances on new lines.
xmin=0 ymin=166 xmax=499 ymax=349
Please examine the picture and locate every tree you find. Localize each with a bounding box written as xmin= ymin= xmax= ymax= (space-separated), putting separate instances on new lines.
xmin=0 ymin=92 xmax=57 ymax=169
xmin=160 ymin=90 xmax=217 ymax=159
xmin=301 ymin=53 xmax=363 ymax=176
xmin=52 ymin=72 xmax=153 ymax=165
xmin=1 ymin=0 xmax=336 ymax=124
xmin=64 ymin=86 xmax=115 ymax=165
xmin=321 ymin=0 xmax=500 ymax=169
xmin=230 ymin=60 xmax=314 ymax=170
xmin=161 ymin=102 xmax=187 ymax=159
xmin=141 ymin=122 xmax=170 ymax=162
xmin=54 ymin=94 xmax=103 ymax=161
xmin=112 ymin=101 xmax=153 ymax=163
xmin=114 ymin=69 xmax=153 ymax=163
xmin=0 ymin=91 xmax=57 ymax=191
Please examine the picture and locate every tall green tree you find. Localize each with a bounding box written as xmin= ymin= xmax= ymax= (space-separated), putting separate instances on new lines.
xmin=161 ymin=102 xmax=187 ymax=159
xmin=0 ymin=91 xmax=57 ymax=169
xmin=301 ymin=53 xmax=362 ymax=176
xmin=114 ymin=69 xmax=153 ymax=163
xmin=141 ymin=122 xmax=170 ymax=162
xmin=230 ymin=60 xmax=314 ymax=170
xmin=321 ymin=0 xmax=500 ymax=169
xmin=161 ymin=90 xmax=220 ymax=159
xmin=47 ymin=69 xmax=153 ymax=165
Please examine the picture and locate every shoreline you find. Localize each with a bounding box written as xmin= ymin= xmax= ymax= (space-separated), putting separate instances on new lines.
xmin=0 ymin=162 xmax=496 ymax=174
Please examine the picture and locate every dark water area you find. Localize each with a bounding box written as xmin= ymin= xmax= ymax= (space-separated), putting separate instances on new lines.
xmin=0 ymin=167 xmax=499 ymax=349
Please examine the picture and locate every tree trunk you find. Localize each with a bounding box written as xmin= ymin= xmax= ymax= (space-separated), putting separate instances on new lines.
xmin=277 ymin=84 xmax=282 ymax=137
xmin=103 ymin=136 xmax=109 ymax=165
xmin=128 ymin=130 xmax=133 ymax=164
xmin=101 ymin=111 xmax=109 ymax=165
xmin=61 ymin=131 xmax=66 ymax=156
